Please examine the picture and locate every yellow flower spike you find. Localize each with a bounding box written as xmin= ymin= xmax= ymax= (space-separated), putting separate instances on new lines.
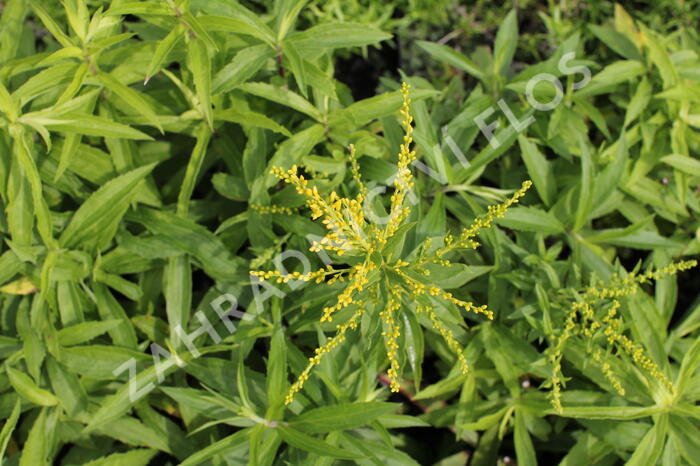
xmin=420 ymin=305 xmax=470 ymax=375
xmin=591 ymin=348 xmax=625 ymax=396
xmin=251 ymin=264 xmax=341 ymax=284
xmin=383 ymin=82 xmax=417 ymax=244
xmin=438 ymin=180 xmax=532 ymax=256
xmin=249 ymin=204 xmax=296 ymax=215
xmin=284 ymin=306 xmax=365 ymax=405
xmin=380 ymin=295 xmax=402 ymax=392
xmin=348 ymin=144 xmax=366 ymax=198
xmin=320 ymin=262 xmax=373 ymax=323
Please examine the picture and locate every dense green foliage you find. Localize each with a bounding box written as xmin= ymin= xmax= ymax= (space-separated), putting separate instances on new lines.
xmin=0 ymin=1 xmax=699 ymax=464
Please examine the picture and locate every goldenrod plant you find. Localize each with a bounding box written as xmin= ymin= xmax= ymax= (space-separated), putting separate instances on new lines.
xmin=1 ymin=1 xmax=700 ymax=464
xmin=253 ymin=83 xmax=531 ymax=404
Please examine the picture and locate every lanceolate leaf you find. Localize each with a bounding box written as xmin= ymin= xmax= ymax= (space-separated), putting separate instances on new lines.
xmin=290 ymin=402 xmax=399 ymax=433
xmin=186 ymin=38 xmax=213 ymax=129
xmin=60 ymin=163 xmax=156 ymax=251
xmin=6 ymin=366 xmax=59 ymax=406
xmin=276 ymin=426 xmax=364 ymax=459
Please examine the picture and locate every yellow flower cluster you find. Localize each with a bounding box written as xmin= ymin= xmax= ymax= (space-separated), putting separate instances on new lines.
xmin=547 ymin=259 xmax=697 ymax=412
xmin=284 ymin=306 xmax=365 ymax=406
xmin=418 ymin=305 xmax=470 ymax=375
xmin=438 ymin=180 xmax=532 ymax=257
xmin=383 ymin=83 xmax=417 ymax=245
xmin=381 ymin=294 xmax=402 ymax=392
xmin=250 ymin=203 xmax=296 ymax=215
xmin=320 ymin=262 xmax=374 ymax=323
xmin=348 ymin=143 xmax=366 ymax=196
xmin=253 ymin=82 xmax=532 ymax=406
xmin=250 ymin=264 xmax=337 ymax=284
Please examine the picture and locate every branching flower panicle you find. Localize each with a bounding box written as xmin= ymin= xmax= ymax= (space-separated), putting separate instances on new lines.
xmin=546 ymin=259 xmax=697 ymax=412
xmin=253 ymin=82 xmax=532 ymax=405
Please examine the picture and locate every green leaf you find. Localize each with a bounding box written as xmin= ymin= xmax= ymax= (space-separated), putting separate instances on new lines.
xmin=6 ymin=366 xmax=59 ymax=406
xmin=239 ymin=82 xmax=322 ymax=121
xmin=414 ymin=374 xmax=465 ymax=400
xmin=0 ymin=399 xmax=21 ymax=462
xmin=676 ymin=336 xmax=700 ymax=395
xmin=105 ymin=2 xmax=174 ymax=16
xmin=290 ymin=22 xmax=391 ymax=50
xmin=642 ymin=26 xmax=678 ymax=88
xmin=514 ymin=410 xmax=537 ymax=466
xmin=417 ymin=41 xmax=485 ymax=81
xmin=46 ymin=356 xmax=87 ymax=416
xmin=60 ymin=163 xmax=156 ymax=251
xmin=127 ymin=208 xmax=243 ymax=282
xmin=498 ymin=206 xmax=564 ymax=234
xmin=573 ymin=136 xmax=593 ymax=231
xmin=588 ymin=25 xmax=643 ymax=61
xmin=59 ymin=345 xmax=150 ymax=379
xmin=97 ymin=72 xmax=162 ymax=132
xmin=177 ymin=123 xmax=211 ymax=215
xmin=276 ymin=426 xmax=364 ymax=459
xmin=215 ymin=107 xmax=291 ymax=136
xmin=198 ymin=14 xmax=275 ymax=45
xmin=83 ymin=355 xmax=184 ymax=433
xmin=83 ymin=449 xmax=158 ymax=466
xmin=0 ymin=80 xmax=18 ymax=120
xmin=14 ymin=64 xmax=80 ymax=105
xmin=187 ymin=38 xmax=213 ymax=129
xmin=29 ymin=0 xmax=74 ymax=48
xmin=402 ymin=312 xmax=424 ymax=390
xmin=494 ymin=10 xmax=518 ymax=75
xmin=37 ymin=113 xmax=154 ymax=140
xmin=669 ymin=415 xmax=700 ymax=463
xmin=624 ymin=77 xmax=651 ymax=128
xmin=0 ymin=0 xmax=28 ymax=63
xmin=329 ymin=87 xmax=439 ymax=127
xmin=661 ymin=154 xmax=700 ymax=177
xmin=518 ymin=135 xmax=555 ymax=206
xmin=13 ymin=131 xmax=55 ymax=247
xmin=94 ymin=283 xmax=139 ymax=348
xmin=591 ymin=60 xmax=646 ymax=86
xmin=144 ymin=25 xmax=182 ymax=84
xmin=19 ymin=407 xmax=53 ymax=466
xmin=55 ymin=132 xmax=83 ymax=182
xmin=212 ymin=45 xmax=275 ymax=95
xmin=266 ymin=325 xmax=287 ymax=408
xmin=164 ymin=255 xmax=192 ymax=345
xmin=291 ymin=402 xmax=399 ymax=433
xmin=282 ymin=39 xmax=307 ymax=97
xmin=586 ymin=230 xmax=682 ymax=249
xmin=57 ymin=320 xmax=123 ymax=346
xmin=626 ymin=415 xmax=668 ymax=466
xmin=179 ymin=428 xmax=251 ymax=466
xmin=557 ymin=405 xmax=662 ymax=420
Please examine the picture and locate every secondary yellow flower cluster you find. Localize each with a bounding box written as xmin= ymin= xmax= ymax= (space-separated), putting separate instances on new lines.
xmin=437 ymin=180 xmax=531 ymax=257
xmin=320 ymin=262 xmax=374 ymax=323
xmin=250 ymin=264 xmax=337 ymax=284
xmin=253 ymin=82 xmax=532 ymax=406
xmin=381 ymin=294 xmax=402 ymax=392
xmin=284 ymin=305 xmax=365 ymax=405
xmin=250 ymin=204 xmax=296 ymax=215
xmin=547 ymin=259 xmax=697 ymax=412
